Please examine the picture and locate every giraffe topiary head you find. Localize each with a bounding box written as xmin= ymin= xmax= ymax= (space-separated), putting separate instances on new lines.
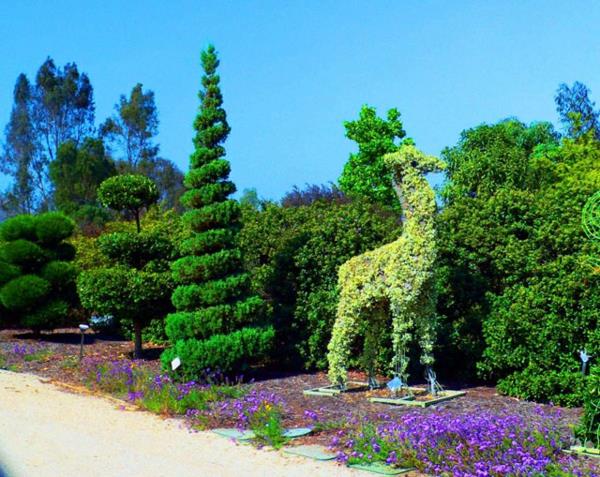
xmin=384 ymin=144 xmax=445 ymax=178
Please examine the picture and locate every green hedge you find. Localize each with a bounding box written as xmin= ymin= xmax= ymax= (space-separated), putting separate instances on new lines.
xmin=161 ymin=326 xmax=275 ymax=378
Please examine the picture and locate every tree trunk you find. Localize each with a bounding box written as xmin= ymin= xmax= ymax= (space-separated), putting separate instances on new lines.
xmin=134 ymin=210 xmax=141 ymax=233
xmin=133 ymin=321 xmax=143 ymax=359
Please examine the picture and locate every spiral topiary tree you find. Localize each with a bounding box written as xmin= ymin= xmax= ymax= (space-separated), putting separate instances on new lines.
xmin=161 ymin=45 xmax=271 ymax=379
xmin=327 ymin=145 xmax=445 ymax=389
xmin=0 ymin=212 xmax=77 ymax=332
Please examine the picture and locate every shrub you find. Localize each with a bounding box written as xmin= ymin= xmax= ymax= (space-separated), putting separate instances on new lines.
xmin=1 ymin=239 xmax=47 ymax=270
xmin=0 ymin=212 xmax=77 ymax=331
xmin=496 ymin=367 xmax=585 ymax=407
xmin=161 ymin=326 xmax=275 ymax=379
xmin=239 ymin=198 xmax=401 ymax=369
xmin=0 ymin=275 xmax=50 ymax=311
xmin=34 ymin=212 xmax=75 ymax=244
xmin=578 ymin=366 xmax=600 ymax=448
xmin=0 ymin=215 xmax=36 ymax=242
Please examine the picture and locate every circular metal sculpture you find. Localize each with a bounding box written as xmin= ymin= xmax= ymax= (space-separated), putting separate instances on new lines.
xmin=582 ymin=191 xmax=600 ymax=270
xmin=582 ymin=190 xmax=600 ymax=241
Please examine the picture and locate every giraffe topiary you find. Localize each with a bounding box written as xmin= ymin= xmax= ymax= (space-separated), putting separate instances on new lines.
xmin=327 ymin=144 xmax=445 ymax=390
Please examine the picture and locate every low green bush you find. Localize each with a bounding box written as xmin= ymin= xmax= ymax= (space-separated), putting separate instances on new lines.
xmin=577 ymin=366 xmax=600 ymax=448
xmin=161 ymin=326 xmax=275 ymax=379
xmin=496 ymin=366 xmax=585 ymax=407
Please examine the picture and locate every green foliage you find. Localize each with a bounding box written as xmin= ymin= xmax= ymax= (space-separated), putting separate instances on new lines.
xmin=98 ymin=231 xmax=174 ymax=269
xmin=437 ymin=120 xmax=600 ymax=398
xmin=23 ymin=299 xmax=69 ymax=330
xmin=40 ymin=261 xmax=78 ymax=293
xmin=0 ymin=262 xmax=20 ymax=286
xmin=0 ymin=211 xmax=77 ymax=330
xmin=328 ymin=146 xmax=444 ymax=387
xmin=338 ymin=105 xmax=407 ymax=211
xmin=239 ymin=196 xmax=401 ymax=369
xmin=163 ymin=44 xmax=270 ymax=377
xmin=1 ymin=239 xmax=46 ymax=270
xmin=578 ymin=366 xmax=600 ymax=448
xmin=0 ymin=275 xmax=50 ymax=311
xmin=161 ymin=326 xmax=275 ymax=379
xmin=496 ymin=367 xmax=585 ymax=407
xmin=34 ymin=211 xmax=76 ymax=245
xmin=49 ymin=138 xmax=116 ymax=211
xmin=98 ymin=174 xmax=159 ymax=212
xmin=0 ymin=214 xmax=36 ymax=241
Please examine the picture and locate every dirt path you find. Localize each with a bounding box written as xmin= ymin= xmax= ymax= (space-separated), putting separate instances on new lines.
xmin=0 ymin=371 xmax=358 ymax=477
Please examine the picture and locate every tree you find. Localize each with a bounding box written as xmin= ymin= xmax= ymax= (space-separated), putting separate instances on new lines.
xmin=98 ymin=174 xmax=159 ymax=233
xmin=78 ymin=174 xmax=173 ymax=358
xmin=161 ymin=45 xmax=272 ymax=378
xmin=1 ymin=58 xmax=95 ymax=212
xmin=555 ymin=82 xmax=599 ymax=139
xmin=0 ymin=74 xmax=36 ymax=214
xmin=49 ymin=138 xmax=116 ymax=211
xmin=437 ymin=119 xmax=600 ymax=403
xmin=338 ymin=105 xmax=407 ymax=212
xmin=0 ymin=213 xmax=77 ymax=332
xmin=101 ymin=83 xmax=159 ymax=169
xmin=441 ymin=119 xmax=558 ymax=202
xmin=137 ymin=157 xmax=184 ymax=210
xmin=100 ymin=83 xmax=184 ymax=209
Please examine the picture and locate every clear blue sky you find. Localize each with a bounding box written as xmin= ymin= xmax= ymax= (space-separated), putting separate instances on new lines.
xmin=1 ymin=1 xmax=599 ymax=200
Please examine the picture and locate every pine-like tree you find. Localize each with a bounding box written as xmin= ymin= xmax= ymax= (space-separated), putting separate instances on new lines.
xmin=161 ymin=45 xmax=272 ymax=378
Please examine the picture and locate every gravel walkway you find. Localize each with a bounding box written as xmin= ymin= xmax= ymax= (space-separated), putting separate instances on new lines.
xmin=0 ymin=371 xmax=358 ymax=477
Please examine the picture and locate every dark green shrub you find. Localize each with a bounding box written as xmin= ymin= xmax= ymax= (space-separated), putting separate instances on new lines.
xmin=34 ymin=212 xmax=75 ymax=244
xmin=161 ymin=325 xmax=275 ymax=379
xmin=436 ymin=122 xmax=600 ymax=396
xmin=78 ymin=176 xmax=174 ymax=358
xmin=0 ymin=215 xmax=36 ymax=241
xmin=239 ymin=198 xmax=401 ymax=369
xmin=0 ymin=262 xmax=20 ymax=286
xmin=1 ymin=239 xmax=47 ymax=270
xmin=577 ymin=366 xmax=600 ymax=448
xmin=0 ymin=275 xmax=50 ymax=311
xmin=496 ymin=367 xmax=585 ymax=407
xmin=41 ymin=261 xmax=78 ymax=290
xmin=0 ymin=211 xmax=77 ymax=331
xmin=23 ymin=299 xmax=69 ymax=330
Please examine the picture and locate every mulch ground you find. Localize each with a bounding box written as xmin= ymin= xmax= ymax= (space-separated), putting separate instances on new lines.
xmin=0 ymin=327 xmax=584 ymax=453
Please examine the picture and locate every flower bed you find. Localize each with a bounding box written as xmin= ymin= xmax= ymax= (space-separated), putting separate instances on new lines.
xmin=329 ymin=408 xmax=600 ymax=476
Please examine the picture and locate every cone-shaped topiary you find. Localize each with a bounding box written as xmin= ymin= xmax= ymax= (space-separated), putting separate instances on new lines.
xmin=0 ymin=212 xmax=76 ymax=331
xmin=162 ymin=45 xmax=272 ymax=379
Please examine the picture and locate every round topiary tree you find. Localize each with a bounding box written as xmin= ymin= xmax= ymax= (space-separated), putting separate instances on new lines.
xmin=161 ymin=45 xmax=272 ymax=379
xmin=78 ymin=174 xmax=173 ymax=358
xmin=0 ymin=212 xmax=77 ymax=332
xmin=98 ymin=174 xmax=159 ymax=233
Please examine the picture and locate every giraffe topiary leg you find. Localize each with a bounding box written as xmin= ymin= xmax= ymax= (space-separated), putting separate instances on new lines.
xmin=415 ymin=282 xmax=439 ymax=394
xmin=327 ymin=285 xmax=365 ymax=388
xmin=361 ymin=305 xmax=387 ymax=389
xmin=389 ymin=299 xmax=414 ymax=387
